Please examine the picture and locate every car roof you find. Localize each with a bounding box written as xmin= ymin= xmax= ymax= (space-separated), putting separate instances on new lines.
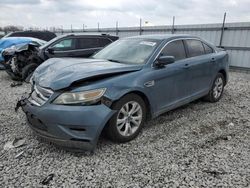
xmin=58 ymin=33 xmax=118 ymax=38
xmin=39 ymin=33 xmax=118 ymax=50
xmin=5 ymin=31 xmax=56 ymax=41
xmin=127 ymin=34 xmax=200 ymax=41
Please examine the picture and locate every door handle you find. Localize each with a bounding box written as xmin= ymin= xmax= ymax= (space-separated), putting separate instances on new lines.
xmin=183 ymin=64 xmax=190 ymax=69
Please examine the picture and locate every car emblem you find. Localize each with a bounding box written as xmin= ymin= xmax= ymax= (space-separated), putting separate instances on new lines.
xmin=144 ymin=80 xmax=155 ymax=87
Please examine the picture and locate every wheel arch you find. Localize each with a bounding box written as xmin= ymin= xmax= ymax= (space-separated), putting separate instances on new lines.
xmin=111 ymin=90 xmax=153 ymax=120
xmin=218 ymin=69 xmax=227 ymax=85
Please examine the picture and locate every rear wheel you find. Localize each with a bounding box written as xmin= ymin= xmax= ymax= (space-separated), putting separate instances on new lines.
xmin=106 ymin=94 xmax=147 ymax=143
xmin=204 ymin=73 xmax=225 ymax=102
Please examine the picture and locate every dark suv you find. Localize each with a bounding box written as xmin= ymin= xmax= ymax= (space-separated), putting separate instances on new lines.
xmin=38 ymin=33 xmax=118 ymax=59
xmin=2 ymin=33 xmax=119 ymax=80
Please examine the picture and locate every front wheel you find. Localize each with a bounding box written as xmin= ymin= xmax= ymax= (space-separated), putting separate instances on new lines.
xmin=204 ymin=73 xmax=225 ymax=102
xmin=105 ymin=94 xmax=147 ymax=143
xmin=21 ymin=63 xmax=38 ymax=82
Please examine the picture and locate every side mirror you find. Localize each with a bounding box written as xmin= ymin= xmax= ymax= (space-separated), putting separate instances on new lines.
xmin=155 ymin=56 xmax=175 ymax=67
xmin=47 ymin=47 xmax=54 ymax=54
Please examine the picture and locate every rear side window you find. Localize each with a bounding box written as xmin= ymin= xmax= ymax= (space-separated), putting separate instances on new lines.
xmin=203 ymin=43 xmax=214 ymax=54
xmin=51 ymin=38 xmax=76 ymax=51
xmin=186 ymin=39 xmax=205 ymax=57
xmin=160 ymin=40 xmax=186 ymax=61
xmin=99 ymin=38 xmax=112 ymax=47
xmin=77 ymin=38 xmax=100 ymax=49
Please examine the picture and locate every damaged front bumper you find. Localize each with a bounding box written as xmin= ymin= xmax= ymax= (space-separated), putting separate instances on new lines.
xmin=21 ymin=98 xmax=115 ymax=151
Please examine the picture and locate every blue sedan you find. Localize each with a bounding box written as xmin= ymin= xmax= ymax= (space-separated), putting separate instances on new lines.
xmin=21 ymin=34 xmax=229 ymax=151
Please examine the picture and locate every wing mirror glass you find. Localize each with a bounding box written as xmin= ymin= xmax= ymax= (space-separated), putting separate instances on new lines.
xmin=155 ymin=56 xmax=175 ymax=67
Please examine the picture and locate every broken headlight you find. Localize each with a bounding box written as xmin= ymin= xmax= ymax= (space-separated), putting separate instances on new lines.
xmin=53 ymin=88 xmax=106 ymax=105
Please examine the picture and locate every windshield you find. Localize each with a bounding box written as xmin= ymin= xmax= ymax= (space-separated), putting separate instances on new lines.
xmin=93 ymin=38 xmax=160 ymax=64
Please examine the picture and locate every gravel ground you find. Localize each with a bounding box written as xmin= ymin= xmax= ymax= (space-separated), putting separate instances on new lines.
xmin=0 ymin=70 xmax=249 ymax=188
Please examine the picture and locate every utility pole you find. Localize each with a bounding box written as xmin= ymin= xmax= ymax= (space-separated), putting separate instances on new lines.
xmin=83 ymin=24 xmax=85 ymax=32
xmin=98 ymin=22 xmax=100 ymax=32
xmin=139 ymin=18 xmax=142 ymax=35
xmin=116 ymin=21 xmax=119 ymax=36
xmin=71 ymin=24 xmax=73 ymax=33
xmin=219 ymin=12 xmax=227 ymax=47
xmin=171 ymin=16 xmax=175 ymax=34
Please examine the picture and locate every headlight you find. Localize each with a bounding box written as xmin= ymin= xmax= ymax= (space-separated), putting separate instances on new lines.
xmin=53 ymin=88 xmax=106 ymax=105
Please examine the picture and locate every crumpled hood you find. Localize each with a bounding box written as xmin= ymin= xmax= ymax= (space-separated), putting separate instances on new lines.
xmin=2 ymin=42 xmax=39 ymax=57
xmin=33 ymin=58 xmax=143 ymax=90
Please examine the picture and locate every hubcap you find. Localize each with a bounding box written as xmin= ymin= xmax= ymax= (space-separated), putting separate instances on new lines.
xmin=116 ymin=101 xmax=143 ymax=137
xmin=213 ymin=77 xmax=223 ymax=99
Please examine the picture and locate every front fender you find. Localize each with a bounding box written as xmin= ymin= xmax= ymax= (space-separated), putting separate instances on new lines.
xmin=104 ymin=86 xmax=155 ymax=117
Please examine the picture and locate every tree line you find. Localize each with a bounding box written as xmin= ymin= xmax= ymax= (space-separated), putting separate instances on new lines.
xmin=0 ymin=25 xmax=23 ymax=33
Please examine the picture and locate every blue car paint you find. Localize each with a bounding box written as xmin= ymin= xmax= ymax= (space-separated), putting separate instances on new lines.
xmin=21 ymin=34 xmax=229 ymax=151
xmin=0 ymin=37 xmax=43 ymax=69
xmin=33 ymin=58 xmax=143 ymax=90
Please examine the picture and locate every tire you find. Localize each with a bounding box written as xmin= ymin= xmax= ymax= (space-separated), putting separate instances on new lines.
xmin=204 ymin=73 xmax=225 ymax=102
xmin=5 ymin=69 xmax=22 ymax=81
xmin=105 ymin=94 xmax=147 ymax=143
xmin=21 ymin=63 xmax=38 ymax=81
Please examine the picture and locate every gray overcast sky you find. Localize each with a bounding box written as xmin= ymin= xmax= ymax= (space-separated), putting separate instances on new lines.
xmin=0 ymin=0 xmax=250 ymax=29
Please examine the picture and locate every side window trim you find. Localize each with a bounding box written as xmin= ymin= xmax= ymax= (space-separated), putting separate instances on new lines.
xmin=202 ymin=42 xmax=214 ymax=54
xmin=76 ymin=37 xmax=107 ymax=49
xmin=158 ymin=39 xmax=187 ymax=61
xmin=184 ymin=39 xmax=206 ymax=58
xmin=50 ymin=37 xmax=76 ymax=51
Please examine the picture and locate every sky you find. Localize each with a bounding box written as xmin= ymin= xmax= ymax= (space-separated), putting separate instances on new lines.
xmin=0 ymin=0 xmax=250 ymax=29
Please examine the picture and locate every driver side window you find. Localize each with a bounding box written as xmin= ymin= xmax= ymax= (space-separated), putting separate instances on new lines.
xmin=51 ymin=38 xmax=75 ymax=51
xmin=160 ymin=40 xmax=187 ymax=61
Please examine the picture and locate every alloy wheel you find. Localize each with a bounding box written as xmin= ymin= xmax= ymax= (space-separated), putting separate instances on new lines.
xmin=116 ymin=101 xmax=143 ymax=137
xmin=213 ymin=77 xmax=224 ymax=99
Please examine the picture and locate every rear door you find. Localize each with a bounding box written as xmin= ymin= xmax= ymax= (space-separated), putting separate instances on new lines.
xmin=184 ymin=39 xmax=215 ymax=96
xmin=99 ymin=38 xmax=112 ymax=47
xmin=75 ymin=37 xmax=103 ymax=57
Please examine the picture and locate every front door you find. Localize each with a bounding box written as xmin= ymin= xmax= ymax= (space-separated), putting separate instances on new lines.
xmin=45 ymin=38 xmax=77 ymax=58
xmin=148 ymin=40 xmax=191 ymax=114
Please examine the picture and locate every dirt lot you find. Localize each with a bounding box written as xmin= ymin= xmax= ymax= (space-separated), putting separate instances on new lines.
xmin=0 ymin=70 xmax=249 ymax=187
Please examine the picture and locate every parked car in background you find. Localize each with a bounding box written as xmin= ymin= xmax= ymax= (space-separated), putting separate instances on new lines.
xmin=2 ymin=39 xmax=46 ymax=80
xmin=20 ymin=34 xmax=229 ymax=151
xmin=2 ymin=33 xmax=118 ymax=80
xmin=0 ymin=37 xmax=46 ymax=70
xmin=3 ymin=30 xmax=56 ymax=42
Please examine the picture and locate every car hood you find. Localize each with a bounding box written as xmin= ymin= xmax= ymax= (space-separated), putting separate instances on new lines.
xmin=33 ymin=58 xmax=143 ymax=90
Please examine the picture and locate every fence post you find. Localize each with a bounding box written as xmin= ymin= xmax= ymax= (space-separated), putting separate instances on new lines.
xmin=219 ymin=12 xmax=227 ymax=47
xmin=171 ymin=16 xmax=175 ymax=34
xmin=139 ymin=18 xmax=142 ymax=35
xmin=116 ymin=21 xmax=119 ymax=36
